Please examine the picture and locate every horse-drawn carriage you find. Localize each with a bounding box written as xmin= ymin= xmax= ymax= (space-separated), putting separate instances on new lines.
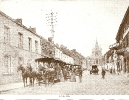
xmin=17 ymin=57 xmax=80 ymax=87
xmin=35 ymin=57 xmax=61 ymax=86
xmin=90 ymin=64 xmax=99 ymax=74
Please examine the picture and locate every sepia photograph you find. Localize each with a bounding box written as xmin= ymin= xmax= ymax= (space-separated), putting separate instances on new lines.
xmin=0 ymin=0 xmax=129 ymax=99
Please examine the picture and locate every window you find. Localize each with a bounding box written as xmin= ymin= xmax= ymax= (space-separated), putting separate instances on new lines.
xmin=4 ymin=25 xmax=10 ymax=44
xmin=18 ymin=32 xmax=23 ymax=49
xmin=4 ymin=56 xmax=9 ymax=73
xmin=28 ymin=37 xmax=32 ymax=51
xmin=35 ymin=40 xmax=38 ymax=53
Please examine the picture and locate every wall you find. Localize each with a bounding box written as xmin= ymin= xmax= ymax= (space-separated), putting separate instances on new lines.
xmin=0 ymin=12 xmax=42 ymax=84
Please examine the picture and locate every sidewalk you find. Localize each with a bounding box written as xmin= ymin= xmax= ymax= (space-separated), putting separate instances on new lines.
xmin=0 ymin=82 xmax=23 ymax=93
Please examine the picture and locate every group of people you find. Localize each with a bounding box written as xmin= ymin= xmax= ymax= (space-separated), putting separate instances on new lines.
xmin=36 ymin=61 xmax=83 ymax=84
xmin=61 ymin=66 xmax=83 ymax=82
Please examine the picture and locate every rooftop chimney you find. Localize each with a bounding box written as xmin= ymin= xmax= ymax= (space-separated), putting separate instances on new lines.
xmin=28 ymin=26 xmax=36 ymax=33
xmin=48 ymin=37 xmax=52 ymax=43
xmin=15 ymin=19 xmax=22 ymax=25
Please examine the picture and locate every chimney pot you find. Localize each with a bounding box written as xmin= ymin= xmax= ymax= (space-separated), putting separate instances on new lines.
xmin=15 ymin=18 xmax=22 ymax=25
xmin=28 ymin=27 xmax=36 ymax=33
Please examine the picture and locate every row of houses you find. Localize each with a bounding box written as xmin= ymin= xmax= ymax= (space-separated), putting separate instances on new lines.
xmin=104 ymin=6 xmax=129 ymax=74
xmin=0 ymin=10 xmax=86 ymax=84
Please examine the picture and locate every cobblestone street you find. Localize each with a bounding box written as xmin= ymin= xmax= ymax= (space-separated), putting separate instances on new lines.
xmin=1 ymin=70 xmax=129 ymax=95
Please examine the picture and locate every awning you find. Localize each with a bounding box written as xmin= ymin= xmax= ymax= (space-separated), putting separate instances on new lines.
xmin=35 ymin=57 xmax=54 ymax=62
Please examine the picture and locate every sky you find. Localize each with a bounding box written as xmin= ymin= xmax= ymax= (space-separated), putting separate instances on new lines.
xmin=0 ymin=0 xmax=129 ymax=57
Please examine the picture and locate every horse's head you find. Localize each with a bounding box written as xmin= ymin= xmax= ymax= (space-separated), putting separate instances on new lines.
xmin=17 ymin=65 xmax=24 ymax=73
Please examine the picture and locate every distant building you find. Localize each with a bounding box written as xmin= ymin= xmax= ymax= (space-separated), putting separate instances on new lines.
xmin=90 ymin=39 xmax=102 ymax=65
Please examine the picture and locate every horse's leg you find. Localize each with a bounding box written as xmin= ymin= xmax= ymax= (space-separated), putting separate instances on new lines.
xmin=33 ymin=77 xmax=35 ymax=86
xmin=30 ymin=77 xmax=32 ymax=86
xmin=44 ymin=79 xmax=46 ymax=87
xmin=47 ymin=78 xmax=49 ymax=86
xmin=25 ymin=77 xmax=27 ymax=87
xmin=38 ymin=76 xmax=40 ymax=86
xmin=23 ymin=77 xmax=25 ymax=87
xmin=50 ymin=77 xmax=54 ymax=87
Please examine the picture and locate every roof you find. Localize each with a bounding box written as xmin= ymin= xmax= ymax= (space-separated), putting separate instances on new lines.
xmin=116 ymin=6 xmax=129 ymax=41
xmin=0 ymin=10 xmax=41 ymax=38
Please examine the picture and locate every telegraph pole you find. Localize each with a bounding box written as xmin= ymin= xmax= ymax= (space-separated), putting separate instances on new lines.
xmin=46 ymin=10 xmax=57 ymax=58
xmin=46 ymin=10 xmax=57 ymax=43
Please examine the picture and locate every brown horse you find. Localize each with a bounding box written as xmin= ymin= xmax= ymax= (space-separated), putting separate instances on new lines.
xmin=17 ymin=65 xmax=36 ymax=87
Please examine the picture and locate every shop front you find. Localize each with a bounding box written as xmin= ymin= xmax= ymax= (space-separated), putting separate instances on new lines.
xmin=124 ymin=51 xmax=129 ymax=73
xmin=116 ymin=48 xmax=125 ymax=73
xmin=117 ymin=47 xmax=129 ymax=73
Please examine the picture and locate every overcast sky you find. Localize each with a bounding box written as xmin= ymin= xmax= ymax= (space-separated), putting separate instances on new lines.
xmin=0 ymin=0 xmax=129 ymax=57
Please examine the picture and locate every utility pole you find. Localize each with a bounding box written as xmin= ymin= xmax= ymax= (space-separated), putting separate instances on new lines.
xmin=46 ymin=10 xmax=57 ymax=58
xmin=46 ymin=10 xmax=57 ymax=43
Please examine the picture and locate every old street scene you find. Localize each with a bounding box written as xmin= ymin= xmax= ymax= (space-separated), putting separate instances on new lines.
xmin=0 ymin=0 xmax=129 ymax=95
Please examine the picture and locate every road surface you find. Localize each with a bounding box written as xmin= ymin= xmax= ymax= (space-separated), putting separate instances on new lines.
xmin=1 ymin=70 xmax=129 ymax=95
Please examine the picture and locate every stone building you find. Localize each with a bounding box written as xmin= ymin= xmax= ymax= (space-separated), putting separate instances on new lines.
xmin=0 ymin=11 xmax=42 ymax=84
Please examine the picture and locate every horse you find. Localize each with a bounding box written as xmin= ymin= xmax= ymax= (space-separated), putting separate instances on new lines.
xmin=17 ymin=65 xmax=36 ymax=87
xmin=43 ymin=67 xmax=56 ymax=86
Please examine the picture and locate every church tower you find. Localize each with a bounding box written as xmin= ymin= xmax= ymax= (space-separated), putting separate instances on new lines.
xmin=91 ymin=39 xmax=102 ymax=65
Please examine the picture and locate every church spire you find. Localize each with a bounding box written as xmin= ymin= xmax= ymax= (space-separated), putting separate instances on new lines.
xmin=95 ymin=37 xmax=98 ymax=48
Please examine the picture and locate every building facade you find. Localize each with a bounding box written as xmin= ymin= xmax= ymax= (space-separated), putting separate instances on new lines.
xmin=106 ymin=6 xmax=129 ymax=74
xmin=115 ymin=6 xmax=129 ymax=73
xmin=0 ymin=10 xmax=86 ymax=85
xmin=0 ymin=11 xmax=42 ymax=84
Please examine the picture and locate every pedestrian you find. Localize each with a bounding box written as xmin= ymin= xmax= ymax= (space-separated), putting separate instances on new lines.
xmin=110 ymin=68 xmax=112 ymax=74
xmin=101 ymin=68 xmax=106 ymax=79
xmin=70 ymin=69 xmax=76 ymax=82
xmin=78 ymin=68 xmax=83 ymax=82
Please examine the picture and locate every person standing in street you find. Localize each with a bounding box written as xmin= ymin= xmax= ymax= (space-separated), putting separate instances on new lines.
xmin=101 ymin=68 xmax=106 ymax=79
xmin=78 ymin=67 xmax=83 ymax=82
